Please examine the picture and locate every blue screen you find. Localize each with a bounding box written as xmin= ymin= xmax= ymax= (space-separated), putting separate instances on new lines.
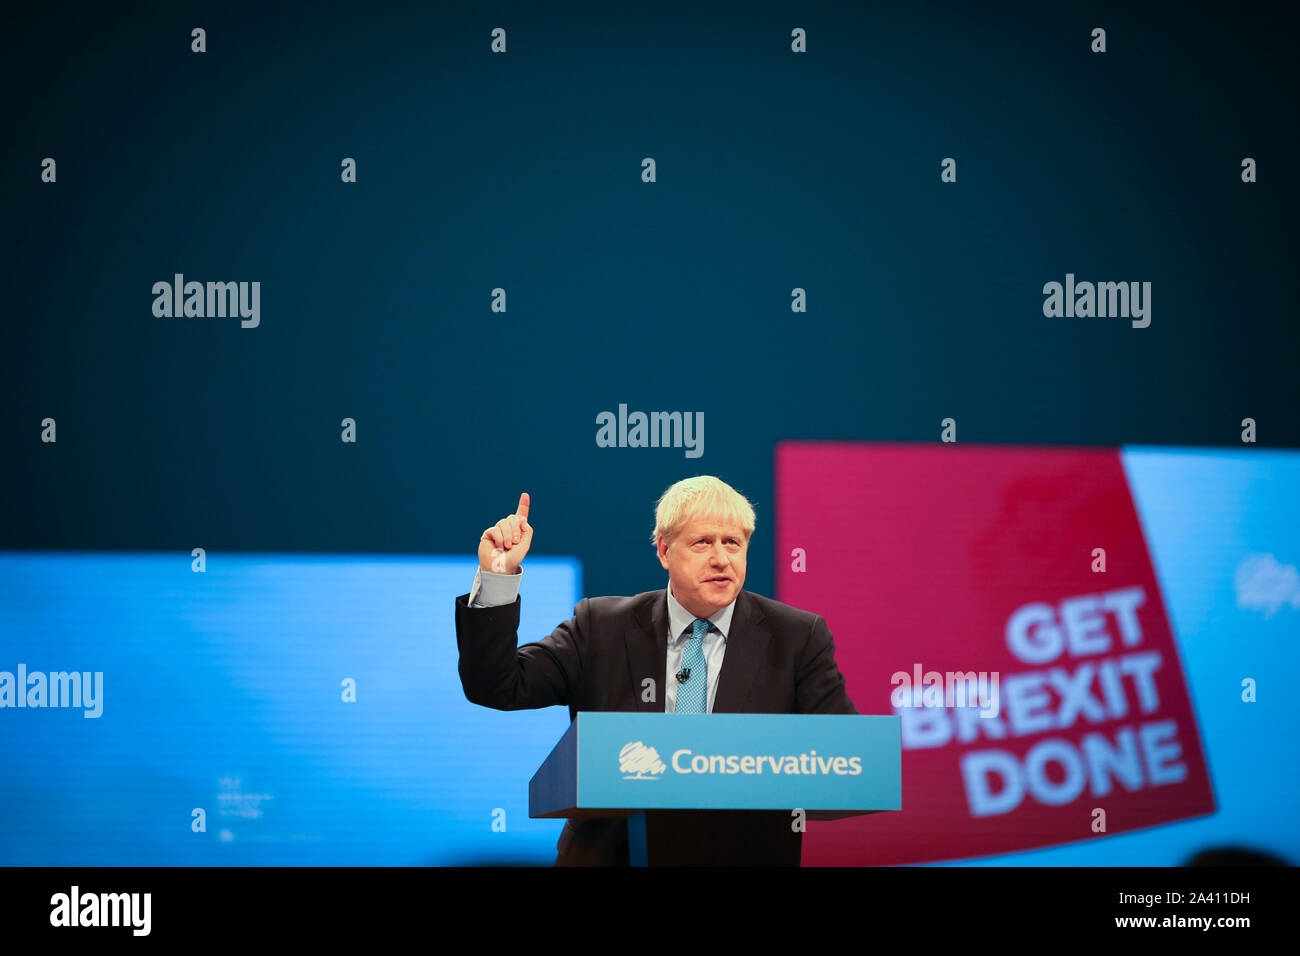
xmin=0 ymin=553 xmax=578 ymax=865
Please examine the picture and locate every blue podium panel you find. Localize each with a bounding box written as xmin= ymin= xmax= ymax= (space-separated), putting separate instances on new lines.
xmin=530 ymin=712 xmax=901 ymax=817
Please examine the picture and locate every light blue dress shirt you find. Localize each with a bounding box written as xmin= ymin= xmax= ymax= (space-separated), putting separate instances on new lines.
xmin=467 ymin=567 xmax=736 ymax=713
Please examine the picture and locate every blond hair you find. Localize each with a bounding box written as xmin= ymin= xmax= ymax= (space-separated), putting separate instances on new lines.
xmin=650 ymin=475 xmax=756 ymax=549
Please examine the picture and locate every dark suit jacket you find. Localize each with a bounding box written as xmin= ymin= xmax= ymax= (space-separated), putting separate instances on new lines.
xmin=454 ymin=586 xmax=858 ymax=865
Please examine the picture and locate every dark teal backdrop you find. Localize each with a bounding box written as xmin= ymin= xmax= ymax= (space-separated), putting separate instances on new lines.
xmin=3 ymin=0 xmax=1296 ymax=603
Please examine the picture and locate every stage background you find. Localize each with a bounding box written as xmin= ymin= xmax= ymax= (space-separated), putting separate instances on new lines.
xmin=2 ymin=0 xmax=1296 ymax=865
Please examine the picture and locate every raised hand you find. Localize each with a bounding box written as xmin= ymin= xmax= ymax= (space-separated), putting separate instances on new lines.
xmin=478 ymin=492 xmax=533 ymax=574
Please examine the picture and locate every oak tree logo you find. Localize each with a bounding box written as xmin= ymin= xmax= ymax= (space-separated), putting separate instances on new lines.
xmin=619 ymin=741 xmax=667 ymax=779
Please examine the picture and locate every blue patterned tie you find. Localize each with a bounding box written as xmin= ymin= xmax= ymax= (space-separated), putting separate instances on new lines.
xmin=676 ymin=618 xmax=711 ymax=713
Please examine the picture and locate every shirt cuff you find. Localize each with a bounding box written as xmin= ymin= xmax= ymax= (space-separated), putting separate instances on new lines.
xmin=469 ymin=566 xmax=522 ymax=607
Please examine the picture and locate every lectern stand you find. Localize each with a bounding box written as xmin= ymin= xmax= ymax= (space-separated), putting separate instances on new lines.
xmin=529 ymin=712 xmax=901 ymax=867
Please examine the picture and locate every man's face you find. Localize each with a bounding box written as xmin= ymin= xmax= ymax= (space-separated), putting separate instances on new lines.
xmin=657 ymin=516 xmax=748 ymax=619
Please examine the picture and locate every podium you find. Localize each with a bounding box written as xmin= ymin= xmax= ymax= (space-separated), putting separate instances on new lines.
xmin=529 ymin=712 xmax=901 ymax=866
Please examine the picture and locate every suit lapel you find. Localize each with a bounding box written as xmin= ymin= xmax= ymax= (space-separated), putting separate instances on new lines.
xmin=626 ymin=591 xmax=669 ymax=712
xmin=712 ymin=589 xmax=770 ymax=713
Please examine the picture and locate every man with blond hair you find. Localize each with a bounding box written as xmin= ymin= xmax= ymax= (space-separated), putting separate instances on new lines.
xmin=454 ymin=475 xmax=858 ymax=865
